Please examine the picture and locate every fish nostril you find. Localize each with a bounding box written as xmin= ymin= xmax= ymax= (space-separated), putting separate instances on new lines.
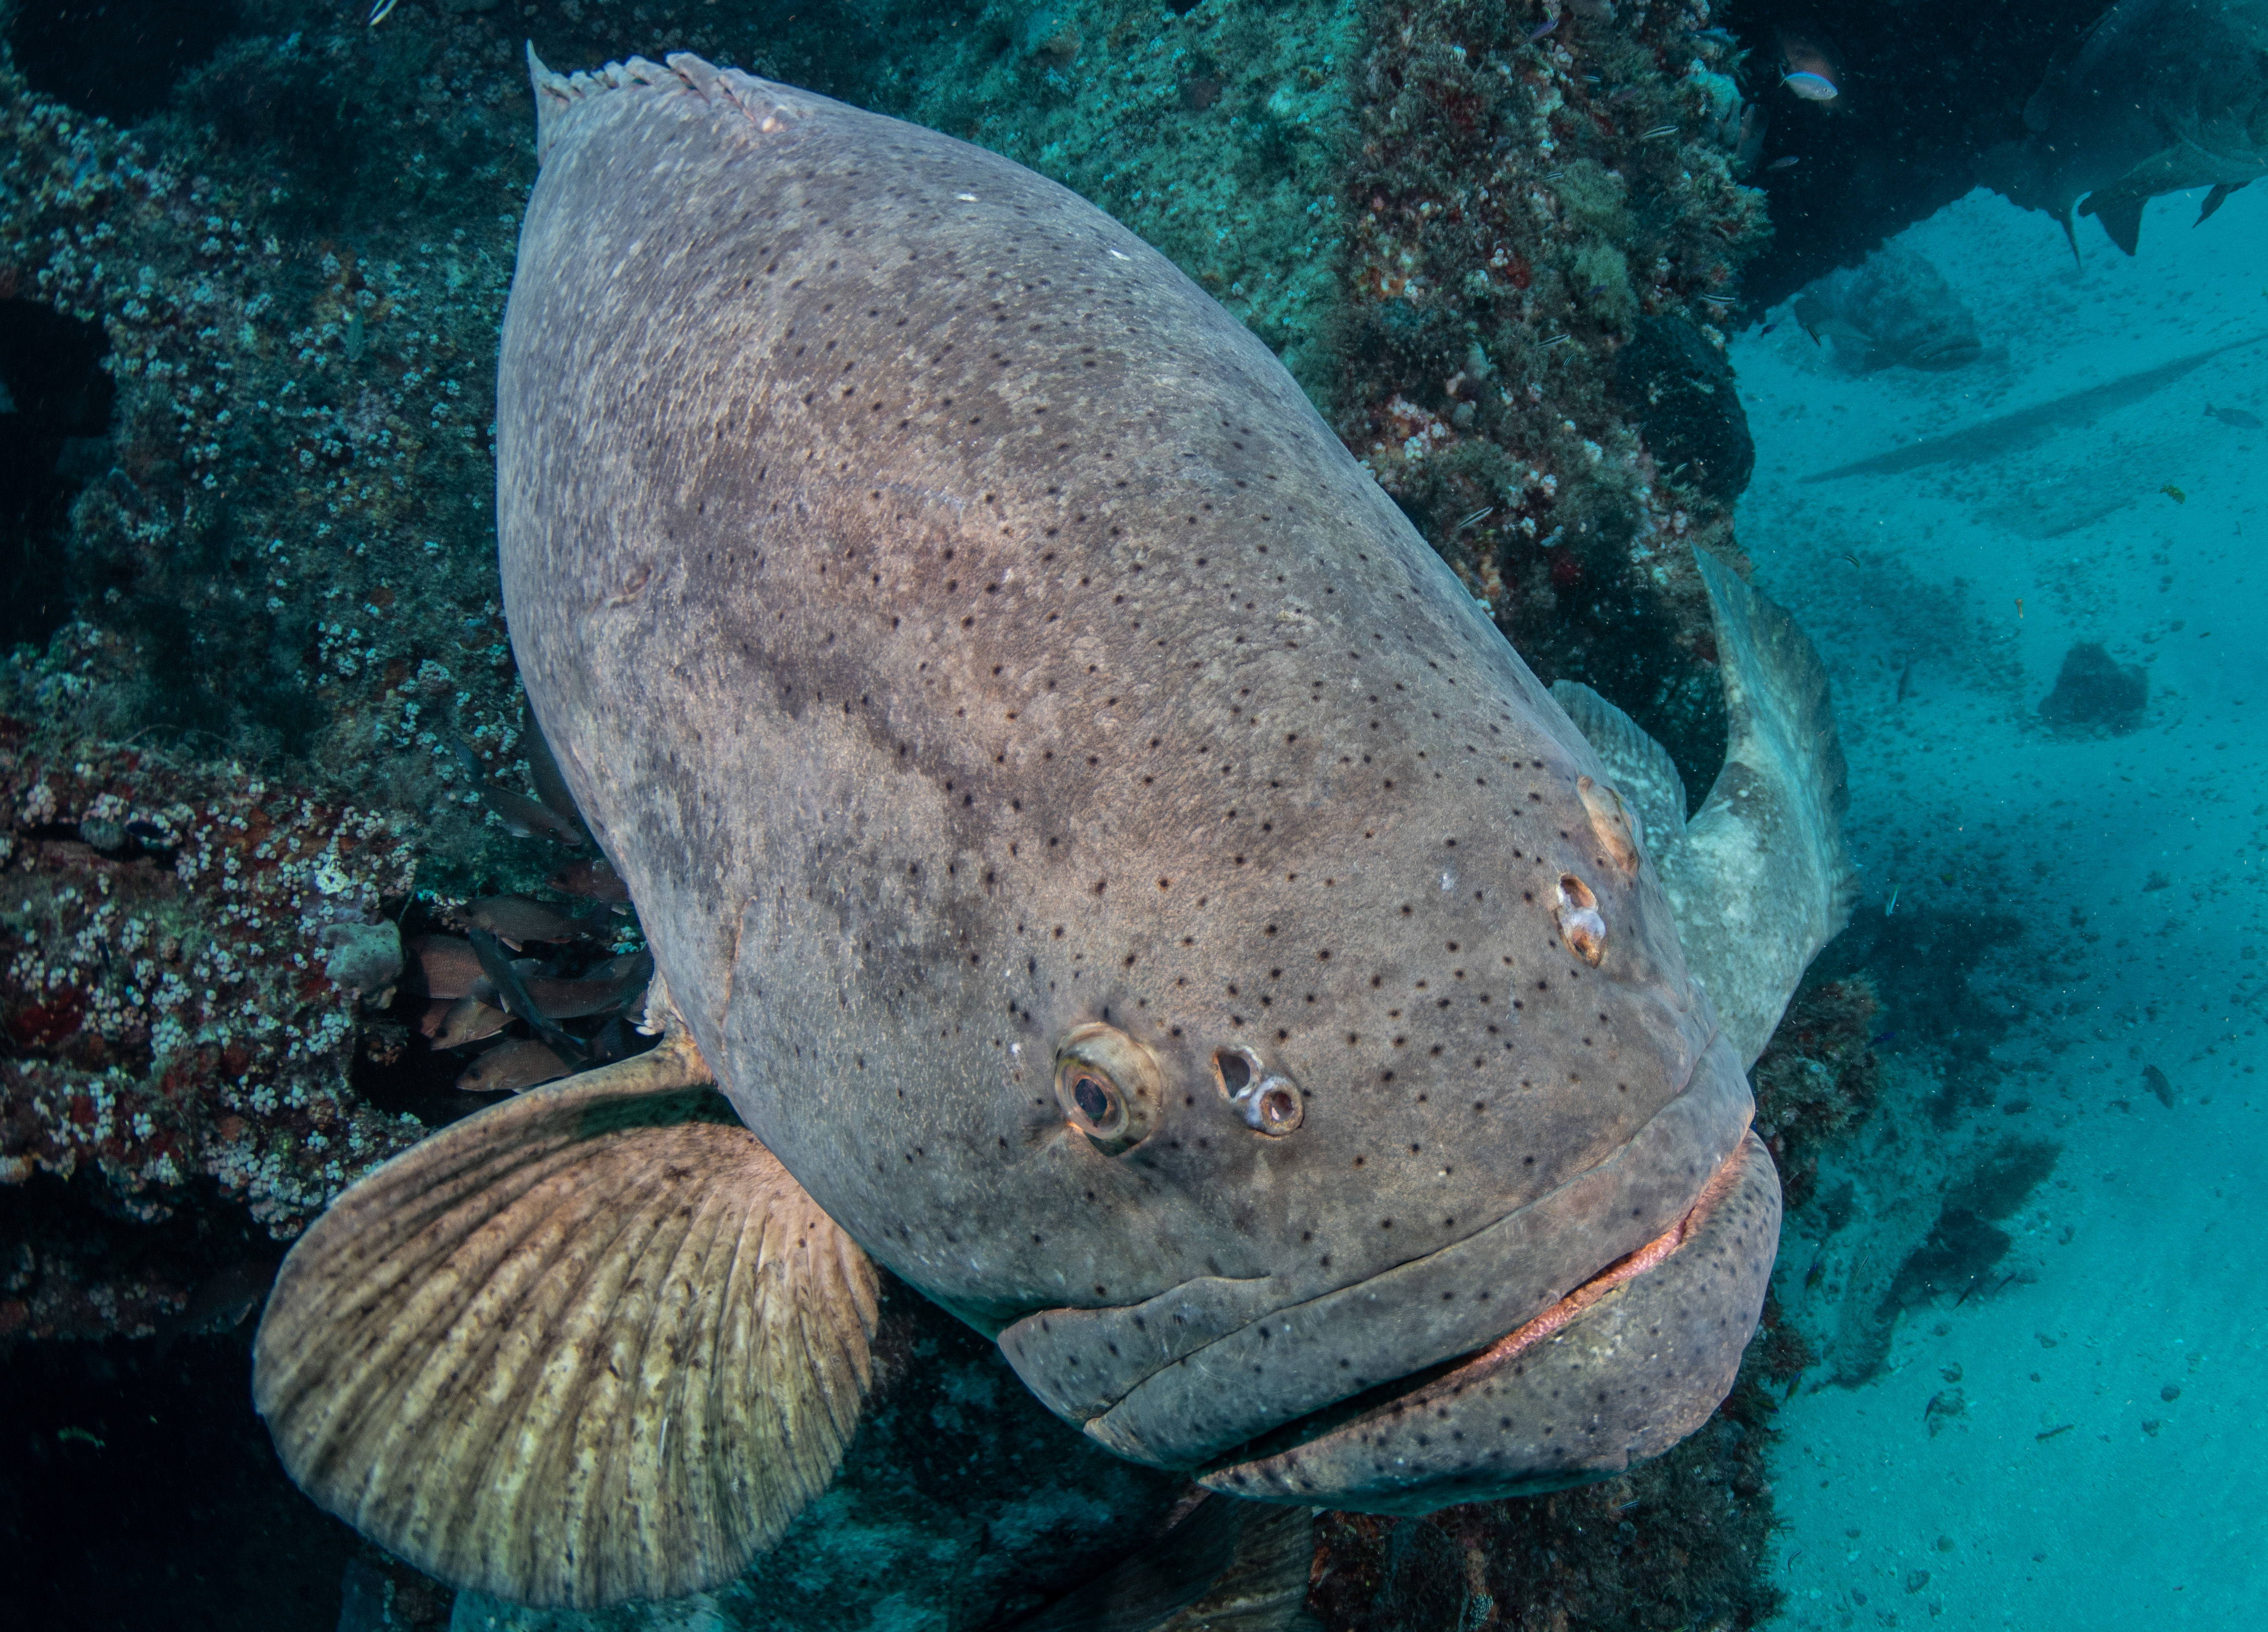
xmin=1251 ymin=1085 xmax=1303 ymax=1134
xmin=1215 ymin=1047 xmax=1302 ymax=1136
xmin=1556 ymin=873 xmax=1608 ymax=966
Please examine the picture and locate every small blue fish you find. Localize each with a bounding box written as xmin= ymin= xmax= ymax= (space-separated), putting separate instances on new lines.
xmin=1872 ymin=1030 xmax=1899 ymax=1046
xmin=1783 ymin=71 xmax=1839 ymax=102
xmin=1526 ymin=18 xmax=1559 ymax=44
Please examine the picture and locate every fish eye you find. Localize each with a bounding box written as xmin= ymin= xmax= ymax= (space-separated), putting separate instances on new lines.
xmin=1053 ymin=1022 xmax=1163 ymax=1154
xmin=1215 ymin=1045 xmax=1304 ymax=1137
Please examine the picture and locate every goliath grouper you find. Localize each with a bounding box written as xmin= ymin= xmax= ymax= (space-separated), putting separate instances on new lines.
xmin=253 ymin=51 xmax=1854 ymax=1613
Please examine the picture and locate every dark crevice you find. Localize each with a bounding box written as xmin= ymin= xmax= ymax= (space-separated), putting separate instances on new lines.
xmin=6 ymin=0 xmax=242 ymax=125
xmin=0 ymin=298 xmax=114 ymax=653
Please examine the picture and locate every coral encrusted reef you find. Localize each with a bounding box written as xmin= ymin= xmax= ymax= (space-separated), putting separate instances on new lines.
xmin=0 ymin=4 xmax=1812 ymax=1629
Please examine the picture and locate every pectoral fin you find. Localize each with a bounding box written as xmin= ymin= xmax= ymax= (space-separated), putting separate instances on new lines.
xmin=2197 ymin=181 xmax=2248 ymax=225
xmin=2084 ymin=191 xmax=2147 ymax=256
xmin=253 ymin=1009 xmax=878 ymax=1608
xmin=2079 ymin=144 xmax=2231 ymax=255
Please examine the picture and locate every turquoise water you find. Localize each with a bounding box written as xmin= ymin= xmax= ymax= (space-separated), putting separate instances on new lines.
xmin=1735 ymin=182 xmax=2268 ymax=1630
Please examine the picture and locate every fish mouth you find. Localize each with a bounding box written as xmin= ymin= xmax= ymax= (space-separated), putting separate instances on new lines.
xmin=998 ymin=1028 xmax=1760 ymax=1473
xmin=1197 ymin=1128 xmax=1779 ymax=1512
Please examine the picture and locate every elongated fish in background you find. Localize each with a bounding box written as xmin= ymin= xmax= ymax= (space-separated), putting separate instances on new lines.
xmin=1793 ymin=245 xmax=1984 ymax=374
xmin=1981 ymin=0 xmax=2268 ymax=257
xmin=252 ymin=51 xmax=1854 ymax=1613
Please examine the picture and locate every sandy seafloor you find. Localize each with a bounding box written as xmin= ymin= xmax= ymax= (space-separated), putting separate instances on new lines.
xmin=1729 ymin=184 xmax=2268 ymax=1628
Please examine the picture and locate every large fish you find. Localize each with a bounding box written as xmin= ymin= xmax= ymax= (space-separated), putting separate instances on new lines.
xmin=1981 ymin=0 xmax=2268 ymax=257
xmin=252 ymin=51 xmax=1853 ymax=1612
xmin=1792 ymin=245 xmax=1983 ymax=374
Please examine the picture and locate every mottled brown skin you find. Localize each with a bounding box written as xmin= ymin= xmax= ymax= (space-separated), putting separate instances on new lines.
xmin=498 ymin=56 xmax=1762 ymax=1493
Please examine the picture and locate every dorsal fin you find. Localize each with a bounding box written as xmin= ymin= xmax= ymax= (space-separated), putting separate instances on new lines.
xmin=1673 ymin=549 xmax=1856 ymax=1067
xmin=1548 ymin=679 xmax=1689 ymax=857
xmin=253 ymin=1007 xmax=878 ymax=1607
xmin=527 ymin=45 xmax=811 ymax=164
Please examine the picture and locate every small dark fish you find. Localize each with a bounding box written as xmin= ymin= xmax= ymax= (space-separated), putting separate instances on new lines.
xmin=482 ymin=783 xmax=587 ymax=846
xmin=1896 ymin=660 xmax=1914 ymax=702
xmin=1525 ymin=17 xmax=1559 ymax=43
xmin=522 ymin=706 xmax=588 ymax=831
xmin=2206 ymin=401 xmax=2263 ymax=429
xmin=1760 ymin=322 xmax=1778 ymax=335
xmin=524 ymin=952 xmax=653 ymax=1021
xmin=462 ymin=894 xmax=588 ymax=947
xmin=468 ymin=929 xmax=588 ymax=1058
xmin=2143 ymin=1063 xmax=2174 ymax=1107
xmin=1803 ymin=1256 xmax=1825 ymax=1290
xmin=429 ymin=995 xmax=512 ymax=1050
xmin=2035 ymin=1423 xmax=2075 ymax=1442
xmin=407 ymin=934 xmax=486 ymax=1001
xmin=153 ymin=1258 xmax=280 ymax=1359
xmin=1766 ymin=155 xmax=1801 ymax=171
xmin=548 ymin=855 xmax=632 ymax=901
xmin=457 ymin=1037 xmax=573 ymax=1095
xmin=1872 ymin=1029 xmax=1898 ymax=1045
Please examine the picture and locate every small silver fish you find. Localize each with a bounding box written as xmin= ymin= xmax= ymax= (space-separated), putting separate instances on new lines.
xmin=1526 ymin=18 xmax=1560 ymax=44
xmin=1454 ymin=506 xmax=1495 ymax=533
xmin=1766 ymin=155 xmax=1802 ymax=171
xmin=1783 ymin=72 xmax=1838 ymax=102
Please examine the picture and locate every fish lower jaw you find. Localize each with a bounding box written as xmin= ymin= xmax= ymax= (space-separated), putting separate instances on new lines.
xmin=1194 ymin=1129 xmax=1779 ymax=1513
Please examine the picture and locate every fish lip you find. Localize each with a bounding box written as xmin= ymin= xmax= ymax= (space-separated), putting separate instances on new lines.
xmin=1194 ymin=1129 xmax=1765 ymax=1491
xmin=1003 ymin=1025 xmax=1754 ymax=1468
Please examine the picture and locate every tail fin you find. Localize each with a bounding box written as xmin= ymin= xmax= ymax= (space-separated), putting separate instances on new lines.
xmin=1677 ymin=549 xmax=1857 ymax=1067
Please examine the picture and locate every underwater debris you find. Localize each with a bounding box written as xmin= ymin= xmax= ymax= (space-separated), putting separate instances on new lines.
xmin=2038 ymin=642 xmax=2147 ymax=733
